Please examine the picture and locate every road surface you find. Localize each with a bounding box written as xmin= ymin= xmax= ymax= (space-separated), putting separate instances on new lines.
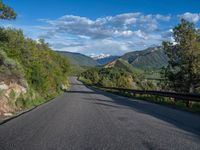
xmin=0 ymin=77 xmax=200 ymax=150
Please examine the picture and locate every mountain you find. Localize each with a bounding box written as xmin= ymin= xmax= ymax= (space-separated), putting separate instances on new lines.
xmin=57 ymin=51 xmax=99 ymax=67
xmin=96 ymin=56 xmax=119 ymax=65
xmin=121 ymin=47 xmax=168 ymax=70
xmin=57 ymin=46 xmax=168 ymax=69
xmin=104 ymin=58 xmax=142 ymax=74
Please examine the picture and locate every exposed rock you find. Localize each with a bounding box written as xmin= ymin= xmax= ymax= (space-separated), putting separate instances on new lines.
xmin=0 ymin=82 xmax=8 ymax=90
xmin=0 ymin=81 xmax=28 ymax=116
xmin=4 ymin=112 xmax=13 ymax=117
xmin=61 ymin=84 xmax=68 ymax=91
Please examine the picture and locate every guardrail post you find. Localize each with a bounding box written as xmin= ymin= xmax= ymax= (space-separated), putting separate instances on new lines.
xmin=186 ymin=100 xmax=192 ymax=108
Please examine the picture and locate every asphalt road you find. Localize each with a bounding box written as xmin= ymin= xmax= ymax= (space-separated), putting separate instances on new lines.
xmin=0 ymin=77 xmax=200 ymax=150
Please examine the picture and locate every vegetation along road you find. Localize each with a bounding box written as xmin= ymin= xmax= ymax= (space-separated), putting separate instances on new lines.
xmin=0 ymin=77 xmax=200 ymax=150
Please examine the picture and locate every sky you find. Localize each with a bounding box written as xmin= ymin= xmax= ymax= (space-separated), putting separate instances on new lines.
xmin=1 ymin=0 xmax=200 ymax=56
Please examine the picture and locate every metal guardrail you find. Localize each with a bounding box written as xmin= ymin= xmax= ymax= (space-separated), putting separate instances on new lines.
xmin=98 ymin=86 xmax=200 ymax=107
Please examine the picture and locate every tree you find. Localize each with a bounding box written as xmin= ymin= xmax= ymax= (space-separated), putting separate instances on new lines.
xmin=0 ymin=1 xmax=16 ymax=42
xmin=38 ymin=39 xmax=49 ymax=49
xmin=0 ymin=0 xmax=16 ymax=20
xmin=162 ymin=19 xmax=200 ymax=96
xmin=117 ymin=76 xmax=132 ymax=89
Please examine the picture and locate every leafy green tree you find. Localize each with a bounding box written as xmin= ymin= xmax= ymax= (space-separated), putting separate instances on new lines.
xmin=100 ymin=76 xmax=114 ymax=87
xmin=0 ymin=1 xmax=16 ymax=42
xmin=0 ymin=0 xmax=16 ymax=20
xmin=162 ymin=19 xmax=200 ymax=95
xmin=163 ymin=19 xmax=200 ymax=93
xmin=38 ymin=39 xmax=49 ymax=50
xmin=80 ymin=68 xmax=135 ymax=89
xmin=0 ymin=2 xmax=71 ymax=108
xmin=0 ymin=28 xmax=71 ymax=107
xmin=117 ymin=76 xmax=132 ymax=89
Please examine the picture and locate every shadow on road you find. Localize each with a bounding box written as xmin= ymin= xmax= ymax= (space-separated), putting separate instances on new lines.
xmin=67 ymin=91 xmax=95 ymax=94
xmin=69 ymin=83 xmax=84 ymax=86
xmin=67 ymin=87 xmax=200 ymax=137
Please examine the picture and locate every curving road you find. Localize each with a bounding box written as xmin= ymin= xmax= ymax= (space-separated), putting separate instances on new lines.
xmin=0 ymin=77 xmax=200 ymax=150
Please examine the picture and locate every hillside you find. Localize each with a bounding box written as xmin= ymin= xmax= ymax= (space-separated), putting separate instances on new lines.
xmin=96 ymin=56 xmax=119 ymax=65
xmin=0 ymin=28 xmax=70 ymax=116
xmin=80 ymin=59 xmax=156 ymax=90
xmin=57 ymin=51 xmax=99 ymax=67
xmin=104 ymin=58 xmax=142 ymax=74
xmin=121 ymin=47 xmax=168 ymax=70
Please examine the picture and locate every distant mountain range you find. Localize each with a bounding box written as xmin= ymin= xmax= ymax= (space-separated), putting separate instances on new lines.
xmin=57 ymin=46 xmax=168 ymax=70
xmin=104 ymin=58 xmax=142 ymax=74
xmin=96 ymin=56 xmax=119 ymax=65
xmin=120 ymin=47 xmax=168 ymax=70
xmin=56 ymin=51 xmax=99 ymax=67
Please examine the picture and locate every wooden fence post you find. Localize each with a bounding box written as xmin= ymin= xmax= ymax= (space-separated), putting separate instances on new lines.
xmin=186 ymin=100 xmax=192 ymax=108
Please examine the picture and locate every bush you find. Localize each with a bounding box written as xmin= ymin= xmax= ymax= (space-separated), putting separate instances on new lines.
xmin=100 ymin=77 xmax=115 ymax=87
xmin=0 ymin=28 xmax=71 ymax=108
xmin=79 ymin=67 xmax=157 ymax=91
xmin=80 ymin=68 xmax=134 ymax=89
xmin=0 ymin=49 xmax=24 ymax=79
xmin=117 ymin=76 xmax=132 ymax=89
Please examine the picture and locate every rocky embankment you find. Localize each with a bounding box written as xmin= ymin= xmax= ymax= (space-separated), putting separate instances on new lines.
xmin=0 ymin=78 xmax=27 ymax=117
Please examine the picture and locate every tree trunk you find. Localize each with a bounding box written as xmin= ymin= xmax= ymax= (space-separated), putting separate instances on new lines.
xmin=186 ymin=83 xmax=194 ymax=108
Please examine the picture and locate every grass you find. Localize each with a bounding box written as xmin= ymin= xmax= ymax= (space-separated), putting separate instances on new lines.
xmin=0 ymin=89 xmax=4 ymax=97
xmin=14 ymin=85 xmax=65 ymax=109
xmin=9 ymin=89 xmax=16 ymax=100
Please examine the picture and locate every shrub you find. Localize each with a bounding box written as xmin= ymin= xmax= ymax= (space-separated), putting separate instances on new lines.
xmin=0 ymin=28 xmax=71 ymax=108
xmin=80 ymin=68 xmax=134 ymax=89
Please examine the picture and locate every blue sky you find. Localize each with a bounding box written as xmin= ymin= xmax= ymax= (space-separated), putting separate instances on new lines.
xmin=2 ymin=0 xmax=200 ymax=56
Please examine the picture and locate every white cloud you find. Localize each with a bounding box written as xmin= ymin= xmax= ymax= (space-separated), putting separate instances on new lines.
xmin=52 ymin=39 xmax=132 ymax=55
xmin=133 ymin=30 xmax=148 ymax=40
xmin=4 ymin=12 xmax=186 ymax=56
xmin=35 ymin=12 xmax=173 ymax=55
xmin=161 ymin=29 xmax=173 ymax=40
xmin=90 ymin=53 xmax=111 ymax=59
xmin=179 ymin=12 xmax=200 ymax=23
xmin=155 ymin=14 xmax=171 ymax=21
xmin=39 ymin=13 xmax=171 ymax=40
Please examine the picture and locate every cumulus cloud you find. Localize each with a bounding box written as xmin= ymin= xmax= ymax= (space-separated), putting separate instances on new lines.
xmin=179 ymin=12 xmax=200 ymax=23
xmin=35 ymin=12 xmax=173 ymax=55
xmin=30 ymin=12 xmax=200 ymax=56
xmin=72 ymin=39 xmax=136 ymax=55
xmin=51 ymin=36 xmax=157 ymax=56
xmin=133 ymin=30 xmax=148 ymax=40
xmin=4 ymin=11 xmax=200 ymax=56
xmin=39 ymin=12 xmax=171 ymax=40
xmin=51 ymin=43 xmax=84 ymax=49
xmin=161 ymin=29 xmax=173 ymax=40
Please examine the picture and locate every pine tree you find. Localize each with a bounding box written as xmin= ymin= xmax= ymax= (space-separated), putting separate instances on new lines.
xmin=162 ymin=19 xmax=200 ymax=106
